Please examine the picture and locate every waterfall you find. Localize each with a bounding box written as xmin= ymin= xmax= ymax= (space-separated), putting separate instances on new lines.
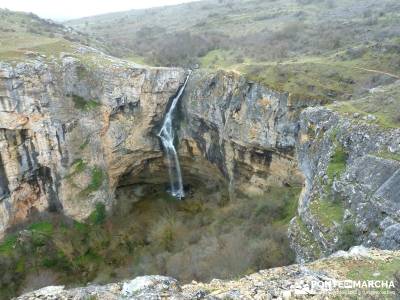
xmin=158 ymin=71 xmax=191 ymax=199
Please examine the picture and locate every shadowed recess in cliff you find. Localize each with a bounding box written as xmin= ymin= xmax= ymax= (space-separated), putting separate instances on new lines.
xmin=0 ymin=155 xmax=10 ymax=199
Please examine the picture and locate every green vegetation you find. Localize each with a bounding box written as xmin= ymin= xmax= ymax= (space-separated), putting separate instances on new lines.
xmin=331 ymin=80 xmax=400 ymax=128
xmin=89 ymin=203 xmax=106 ymax=225
xmin=0 ymin=9 xmax=105 ymax=62
xmin=347 ymin=258 xmax=400 ymax=288
xmin=0 ymin=235 xmax=17 ymax=255
xmin=0 ymin=184 xmax=301 ymax=298
xmin=338 ymin=222 xmax=358 ymax=251
xmin=66 ymin=0 xmax=400 ymax=103
xmin=71 ymin=94 xmax=100 ymax=111
xmin=29 ymin=221 xmax=54 ymax=235
xmin=374 ymin=151 xmax=400 ymax=162
xmin=293 ymin=217 xmax=322 ymax=257
xmin=326 ymin=145 xmax=348 ymax=183
xmin=64 ymin=159 xmax=88 ymax=190
xmin=310 ymin=199 xmax=344 ymax=228
xmin=80 ymin=167 xmax=104 ymax=196
xmin=66 ymin=159 xmax=87 ymax=178
xmin=79 ymin=138 xmax=90 ymax=150
xmin=73 ymin=159 xmax=87 ymax=173
xmin=310 ymin=255 xmax=400 ymax=297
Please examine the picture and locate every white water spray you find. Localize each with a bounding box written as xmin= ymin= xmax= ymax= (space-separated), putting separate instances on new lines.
xmin=158 ymin=71 xmax=191 ymax=199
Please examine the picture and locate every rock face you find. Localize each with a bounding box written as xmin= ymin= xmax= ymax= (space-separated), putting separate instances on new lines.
xmin=15 ymin=247 xmax=400 ymax=299
xmin=0 ymin=51 xmax=186 ymax=238
xmin=1 ymin=45 xmax=399 ymax=267
xmin=0 ymin=52 xmax=305 ymax=238
xmin=179 ymin=70 xmax=304 ymax=196
xmin=289 ymin=105 xmax=400 ymax=262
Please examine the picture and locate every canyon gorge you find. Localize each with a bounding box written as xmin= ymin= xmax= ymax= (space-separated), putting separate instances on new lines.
xmin=1 ymin=0 xmax=400 ymax=294
xmin=0 ymin=45 xmax=399 ymax=298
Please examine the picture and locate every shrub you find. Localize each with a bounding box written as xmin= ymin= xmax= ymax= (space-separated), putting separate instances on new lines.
xmin=70 ymin=94 xmax=100 ymax=111
xmin=338 ymin=223 xmax=358 ymax=250
xmin=80 ymin=167 xmax=104 ymax=197
xmin=327 ymin=145 xmax=347 ymax=183
xmin=89 ymin=203 xmax=106 ymax=225
xmin=0 ymin=235 xmax=17 ymax=255
xmin=29 ymin=222 xmax=53 ymax=235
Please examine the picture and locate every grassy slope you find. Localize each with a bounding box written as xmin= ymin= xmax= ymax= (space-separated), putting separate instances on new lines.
xmin=67 ymin=0 xmax=400 ymax=106
xmin=0 ymin=9 xmax=108 ymax=62
xmin=330 ymin=80 xmax=400 ymax=129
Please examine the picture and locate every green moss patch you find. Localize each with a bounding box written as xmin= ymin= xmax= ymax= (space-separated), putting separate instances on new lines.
xmin=80 ymin=167 xmax=104 ymax=197
xmin=294 ymin=217 xmax=322 ymax=257
xmin=374 ymin=151 xmax=400 ymax=162
xmin=79 ymin=137 xmax=90 ymax=150
xmin=338 ymin=222 xmax=358 ymax=251
xmin=347 ymin=258 xmax=400 ymax=281
xmin=310 ymin=199 xmax=344 ymax=228
xmin=70 ymin=94 xmax=100 ymax=111
xmin=331 ymin=81 xmax=400 ymax=129
xmin=65 ymin=159 xmax=87 ymax=179
xmin=0 ymin=235 xmax=17 ymax=255
xmin=327 ymin=145 xmax=348 ymax=183
xmin=29 ymin=221 xmax=53 ymax=235
xmin=89 ymin=203 xmax=106 ymax=225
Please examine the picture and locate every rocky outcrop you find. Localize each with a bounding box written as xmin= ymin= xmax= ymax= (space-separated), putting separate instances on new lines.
xmin=15 ymin=247 xmax=400 ymax=299
xmin=289 ymin=104 xmax=400 ymax=262
xmin=116 ymin=70 xmax=307 ymax=202
xmin=1 ymin=44 xmax=399 ymax=269
xmin=0 ymin=51 xmax=307 ymax=238
xmin=0 ymin=50 xmax=186 ymax=237
xmin=179 ymin=70 xmax=305 ymax=196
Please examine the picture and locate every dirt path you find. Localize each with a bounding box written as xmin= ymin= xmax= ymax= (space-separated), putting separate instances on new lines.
xmin=351 ymin=66 xmax=400 ymax=80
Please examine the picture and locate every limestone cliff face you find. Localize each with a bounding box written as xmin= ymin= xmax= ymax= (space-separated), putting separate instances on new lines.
xmin=0 ymin=54 xmax=304 ymax=238
xmin=179 ymin=70 xmax=304 ymax=196
xmin=1 ymin=49 xmax=399 ymax=264
xmin=0 ymin=51 xmax=186 ymax=237
xmin=289 ymin=104 xmax=400 ymax=262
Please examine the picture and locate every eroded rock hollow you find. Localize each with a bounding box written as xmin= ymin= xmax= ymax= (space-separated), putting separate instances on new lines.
xmin=1 ymin=51 xmax=399 ymax=282
xmin=0 ymin=55 xmax=306 ymax=239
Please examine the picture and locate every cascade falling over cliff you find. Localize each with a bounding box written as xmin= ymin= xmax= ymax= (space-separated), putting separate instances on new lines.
xmin=0 ymin=51 xmax=398 ymax=265
xmin=158 ymin=71 xmax=190 ymax=199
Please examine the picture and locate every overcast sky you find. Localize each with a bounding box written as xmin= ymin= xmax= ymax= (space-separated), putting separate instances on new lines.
xmin=0 ymin=0 xmax=199 ymax=21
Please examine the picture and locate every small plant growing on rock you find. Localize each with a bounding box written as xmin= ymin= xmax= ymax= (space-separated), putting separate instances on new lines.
xmin=70 ymin=94 xmax=100 ymax=111
xmin=326 ymin=145 xmax=348 ymax=184
xmin=80 ymin=166 xmax=104 ymax=197
xmin=89 ymin=203 xmax=106 ymax=225
xmin=338 ymin=222 xmax=358 ymax=251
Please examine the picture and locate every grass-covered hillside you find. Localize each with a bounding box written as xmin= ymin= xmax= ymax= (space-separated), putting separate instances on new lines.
xmin=0 ymin=9 xmax=108 ymax=62
xmin=66 ymin=0 xmax=400 ymax=103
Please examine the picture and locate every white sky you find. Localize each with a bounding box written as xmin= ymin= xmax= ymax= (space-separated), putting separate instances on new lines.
xmin=0 ymin=0 xmax=199 ymax=21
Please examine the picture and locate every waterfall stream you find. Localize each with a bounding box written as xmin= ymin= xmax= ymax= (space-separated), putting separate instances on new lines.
xmin=158 ymin=71 xmax=191 ymax=199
